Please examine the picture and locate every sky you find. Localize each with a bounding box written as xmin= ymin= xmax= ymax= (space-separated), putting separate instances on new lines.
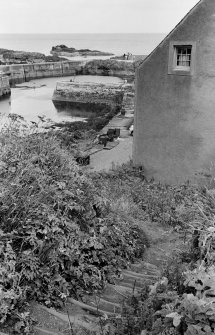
xmin=0 ymin=0 xmax=200 ymax=34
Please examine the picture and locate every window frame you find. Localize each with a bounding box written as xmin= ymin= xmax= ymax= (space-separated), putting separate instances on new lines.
xmin=168 ymin=41 xmax=196 ymax=76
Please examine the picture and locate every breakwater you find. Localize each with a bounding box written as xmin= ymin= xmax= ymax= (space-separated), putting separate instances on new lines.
xmin=0 ymin=61 xmax=85 ymax=87
xmin=0 ymin=59 xmax=135 ymax=87
xmin=0 ymin=75 xmax=11 ymax=97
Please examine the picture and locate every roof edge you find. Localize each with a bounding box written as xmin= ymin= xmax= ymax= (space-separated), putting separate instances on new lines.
xmin=137 ymin=0 xmax=203 ymax=70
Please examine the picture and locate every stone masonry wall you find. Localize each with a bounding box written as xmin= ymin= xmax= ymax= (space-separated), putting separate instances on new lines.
xmin=52 ymin=81 xmax=124 ymax=108
xmin=0 ymin=59 xmax=135 ymax=87
xmin=0 ymin=76 xmax=11 ymax=97
xmin=0 ymin=61 xmax=85 ymax=87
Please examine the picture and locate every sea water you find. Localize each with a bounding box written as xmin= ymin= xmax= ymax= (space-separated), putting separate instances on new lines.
xmin=0 ymin=33 xmax=165 ymax=56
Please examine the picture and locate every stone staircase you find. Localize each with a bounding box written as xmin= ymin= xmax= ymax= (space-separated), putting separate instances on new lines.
xmin=121 ymin=91 xmax=135 ymax=116
xmin=32 ymin=262 xmax=161 ymax=335
xmin=101 ymin=90 xmax=135 ymax=138
xmin=32 ymin=224 xmax=183 ymax=335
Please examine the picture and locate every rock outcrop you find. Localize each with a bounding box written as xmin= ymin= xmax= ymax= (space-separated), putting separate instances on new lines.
xmin=51 ymin=45 xmax=114 ymax=57
xmin=82 ymin=59 xmax=135 ymax=81
xmin=0 ymin=48 xmax=65 ymax=65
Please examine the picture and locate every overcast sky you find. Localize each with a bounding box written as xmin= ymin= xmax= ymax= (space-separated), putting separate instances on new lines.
xmin=0 ymin=0 xmax=200 ymax=34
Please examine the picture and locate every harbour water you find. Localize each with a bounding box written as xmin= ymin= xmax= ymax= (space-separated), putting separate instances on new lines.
xmin=0 ymin=75 xmax=123 ymax=124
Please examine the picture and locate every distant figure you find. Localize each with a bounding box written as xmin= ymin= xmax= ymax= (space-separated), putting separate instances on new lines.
xmin=124 ymin=79 xmax=127 ymax=85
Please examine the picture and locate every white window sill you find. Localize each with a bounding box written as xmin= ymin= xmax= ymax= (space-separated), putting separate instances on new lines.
xmin=174 ymin=66 xmax=190 ymax=71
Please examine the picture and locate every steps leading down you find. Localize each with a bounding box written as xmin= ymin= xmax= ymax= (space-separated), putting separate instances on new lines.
xmin=31 ymin=226 xmax=183 ymax=335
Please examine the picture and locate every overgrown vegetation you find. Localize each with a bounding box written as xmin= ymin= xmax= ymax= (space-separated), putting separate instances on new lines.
xmin=92 ymin=166 xmax=215 ymax=335
xmin=1 ymin=115 xmax=215 ymax=334
xmin=110 ymin=233 xmax=215 ymax=335
xmin=0 ymin=115 xmax=147 ymax=333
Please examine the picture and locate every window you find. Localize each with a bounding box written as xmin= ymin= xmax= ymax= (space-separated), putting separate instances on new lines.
xmin=168 ymin=41 xmax=196 ymax=76
xmin=175 ymin=46 xmax=192 ymax=69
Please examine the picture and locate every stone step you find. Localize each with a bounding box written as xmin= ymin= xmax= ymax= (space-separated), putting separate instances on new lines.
xmin=116 ymin=279 xmax=148 ymax=290
xmin=82 ymin=296 xmax=121 ymax=314
xmin=34 ymin=304 xmax=100 ymax=334
xmin=123 ymin=268 xmax=160 ymax=278
xmin=122 ymin=101 xmax=134 ymax=105
xmin=125 ymin=108 xmax=134 ymax=117
xmin=129 ymin=261 xmax=161 ymax=274
xmin=122 ymin=100 xmax=134 ymax=105
xmin=34 ymin=327 xmax=63 ymax=335
xmin=100 ymin=284 xmax=137 ymax=304
xmin=67 ymin=298 xmax=114 ymax=317
xmin=99 ymin=284 xmax=138 ymax=304
xmin=142 ymin=261 xmax=161 ymax=271
xmin=122 ymin=271 xmax=158 ymax=283
xmin=124 ymin=109 xmax=134 ymax=113
xmin=122 ymin=106 xmax=135 ymax=111
xmin=31 ymin=304 xmax=69 ymax=334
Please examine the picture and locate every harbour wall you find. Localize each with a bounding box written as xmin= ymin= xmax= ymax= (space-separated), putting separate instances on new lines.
xmin=0 ymin=75 xmax=11 ymax=97
xmin=0 ymin=60 xmax=135 ymax=87
xmin=0 ymin=61 xmax=85 ymax=87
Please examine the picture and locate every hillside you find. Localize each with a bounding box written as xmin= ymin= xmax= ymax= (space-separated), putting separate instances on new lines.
xmin=0 ymin=116 xmax=215 ymax=334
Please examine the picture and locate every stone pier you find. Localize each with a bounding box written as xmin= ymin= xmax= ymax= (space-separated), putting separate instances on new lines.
xmin=52 ymin=81 xmax=125 ymax=110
